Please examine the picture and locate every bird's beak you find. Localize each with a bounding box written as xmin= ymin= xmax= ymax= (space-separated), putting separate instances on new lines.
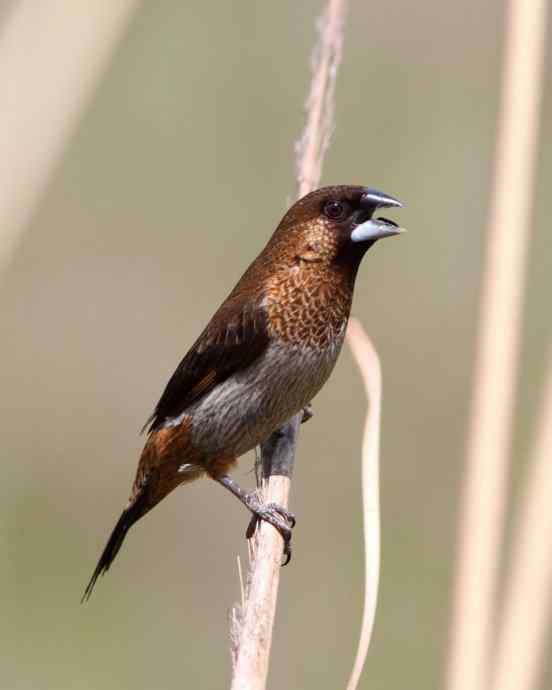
xmin=350 ymin=188 xmax=405 ymax=243
xmin=359 ymin=188 xmax=403 ymax=210
xmin=351 ymin=218 xmax=405 ymax=242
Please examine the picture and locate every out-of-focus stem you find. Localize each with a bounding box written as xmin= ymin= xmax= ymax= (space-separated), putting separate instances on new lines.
xmin=445 ymin=1 xmax=547 ymax=689
xmin=0 ymin=0 xmax=139 ymax=280
xmin=345 ymin=318 xmax=382 ymax=690
xmin=491 ymin=349 xmax=552 ymax=690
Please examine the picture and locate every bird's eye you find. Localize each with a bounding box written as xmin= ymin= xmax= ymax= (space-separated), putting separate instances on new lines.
xmin=323 ymin=200 xmax=346 ymax=220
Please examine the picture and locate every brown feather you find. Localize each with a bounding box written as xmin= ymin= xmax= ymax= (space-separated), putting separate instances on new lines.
xmin=144 ymin=297 xmax=270 ymax=433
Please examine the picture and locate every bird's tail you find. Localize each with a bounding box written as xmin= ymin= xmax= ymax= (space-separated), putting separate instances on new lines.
xmin=82 ymin=499 xmax=143 ymax=603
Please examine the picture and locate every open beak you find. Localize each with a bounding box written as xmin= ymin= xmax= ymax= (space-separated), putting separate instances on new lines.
xmin=350 ymin=188 xmax=405 ymax=243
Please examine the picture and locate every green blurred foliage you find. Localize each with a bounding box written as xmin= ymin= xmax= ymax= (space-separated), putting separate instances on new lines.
xmin=2 ymin=1 xmax=552 ymax=688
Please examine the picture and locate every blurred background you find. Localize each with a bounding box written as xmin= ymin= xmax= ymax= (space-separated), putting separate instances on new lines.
xmin=2 ymin=1 xmax=551 ymax=688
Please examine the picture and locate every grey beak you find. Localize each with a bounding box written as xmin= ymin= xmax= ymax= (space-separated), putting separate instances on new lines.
xmin=351 ymin=188 xmax=404 ymax=242
xmin=360 ymin=188 xmax=403 ymax=210
xmin=351 ymin=218 xmax=405 ymax=243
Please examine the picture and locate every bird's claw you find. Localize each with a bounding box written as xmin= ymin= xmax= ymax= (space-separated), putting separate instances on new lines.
xmin=244 ymin=498 xmax=296 ymax=566
xmin=301 ymin=403 xmax=313 ymax=424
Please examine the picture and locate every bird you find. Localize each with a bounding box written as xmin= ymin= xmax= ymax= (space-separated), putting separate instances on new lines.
xmin=82 ymin=185 xmax=403 ymax=600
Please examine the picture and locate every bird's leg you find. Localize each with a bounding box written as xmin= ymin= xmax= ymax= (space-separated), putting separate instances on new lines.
xmin=214 ymin=474 xmax=296 ymax=565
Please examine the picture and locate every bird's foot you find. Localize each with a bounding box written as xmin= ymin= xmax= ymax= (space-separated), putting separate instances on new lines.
xmin=244 ymin=495 xmax=296 ymax=565
xmin=214 ymin=474 xmax=296 ymax=565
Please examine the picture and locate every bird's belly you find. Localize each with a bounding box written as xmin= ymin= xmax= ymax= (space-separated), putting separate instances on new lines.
xmin=186 ymin=338 xmax=343 ymax=458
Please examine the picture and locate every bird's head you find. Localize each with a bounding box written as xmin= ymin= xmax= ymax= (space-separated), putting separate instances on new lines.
xmin=273 ymin=185 xmax=404 ymax=268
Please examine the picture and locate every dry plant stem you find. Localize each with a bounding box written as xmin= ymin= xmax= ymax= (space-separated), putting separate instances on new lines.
xmin=0 ymin=0 xmax=139 ymax=279
xmin=345 ymin=319 xmax=382 ymax=690
xmin=230 ymin=418 xmax=301 ymax=690
xmin=491 ymin=349 xmax=552 ymax=690
xmin=296 ymin=0 xmax=347 ymax=198
xmin=230 ymin=1 xmax=348 ymax=688
xmin=445 ymin=1 xmax=547 ymax=689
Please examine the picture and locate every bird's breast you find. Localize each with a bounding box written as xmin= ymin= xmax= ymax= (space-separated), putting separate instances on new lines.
xmin=263 ymin=264 xmax=352 ymax=349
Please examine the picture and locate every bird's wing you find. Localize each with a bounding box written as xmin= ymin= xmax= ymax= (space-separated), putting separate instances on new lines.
xmin=144 ymin=296 xmax=269 ymax=433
